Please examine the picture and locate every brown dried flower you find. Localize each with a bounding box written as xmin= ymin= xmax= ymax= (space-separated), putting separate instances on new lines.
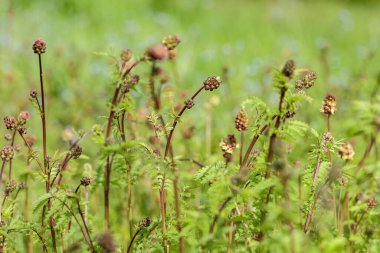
xmin=70 ymin=145 xmax=83 ymax=159
xmin=367 ymin=197 xmax=377 ymax=208
xmin=338 ymin=142 xmax=355 ymax=161
xmin=204 ymin=76 xmax=222 ymax=91
xmin=321 ymin=95 xmax=337 ymax=115
xmin=281 ymin=59 xmax=295 ymax=78
xmin=3 ymin=116 xmax=17 ymax=130
xmin=184 ymin=99 xmax=194 ymax=109
xmin=162 ymin=35 xmax=181 ymax=50
xmin=32 ymin=39 xmax=46 ymax=54
xmin=80 ymin=177 xmax=92 ymax=187
xmin=145 ymin=44 xmax=169 ymax=61
xmin=1 ymin=145 xmax=14 ymax=161
xmin=235 ymin=109 xmax=249 ymax=131
xmin=220 ymin=134 xmax=238 ymax=161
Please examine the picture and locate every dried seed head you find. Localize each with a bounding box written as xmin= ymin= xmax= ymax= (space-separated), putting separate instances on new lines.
xmin=295 ymin=71 xmax=317 ymax=91
xmin=367 ymin=197 xmax=377 ymax=208
xmin=204 ymin=76 xmax=222 ymax=91
xmin=139 ymin=217 xmax=152 ymax=228
xmin=340 ymin=176 xmax=349 ymax=186
xmin=120 ymin=49 xmax=133 ymax=62
xmin=1 ymin=145 xmax=14 ymax=161
xmin=281 ymin=59 xmax=296 ymax=78
xmin=80 ymin=177 xmax=92 ymax=186
xmin=18 ymin=111 xmax=30 ymax=125
xmin=30 ymin=89 xmax=38 ymax=98
xmin=235 ymin=109 xmax=249 ymax=131
xmin=4 ymin=134 xmax=12 ymax=141
xmin=145 ymin=44 xmax=169 ymax=61
xmin=162 ymin=35 xmax=181 ymax=50
xmin=338 ymin=143 xmax=355 ymax=161
xmin=321 ymin=95 xmax=337 ymax=115
xmin=220 ymin=134 xmax=238 ymax=160
xmin=285 ymin=111 xmax=296 ymax=119
xmin=3 ymin=116 xmax=17 ymax=130
xmin=96 ymin=232 xmax=117 ymax=253
xmin=184 ymin=99 xmax=194 ymax=109
xmin=18 ymin=182 xmax=26 ymax=190
xmin=18 ymin=126 xmax=27 ymax=135
xmin=322 ymin=131 xmax=333 ymax=144
xmin=25 ymin=135 xmax=37 ymax=146
xmin=4 ymin=180 xmax=17 ymax=196
xmin=32 ymin=39 xmax=46 ymax=54
xmin=70 ymin=145 xmax=82 ymax=159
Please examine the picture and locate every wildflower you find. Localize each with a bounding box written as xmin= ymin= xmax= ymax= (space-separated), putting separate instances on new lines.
xmin=70 ymin=145 xmax=82 ymax=159
xmin=139 ymin=217 xmax=152 ymax=228
xmin=321 ymin=95 xmax=337 ymax=115
xmin=4 ymin=180 xmax=17 ymax=196
xmin=338 ymin=143 xmax=355 ymax=161
xmin=281 ymin=59 xmax=295 ymax=78
xmin=32 ymin=39 xmax=46 ymax=54
xmin=220 ymin=134 xmax=238 ymax=162
xmin=18 ymin=182 xmax=26 ymax=190
xmin=1 ymin=145 xmax=14 ymax=161
xmin=162 ymin=35 xmax=181 ymax=50
xmin=4 ymin=134 xmax=12 ymax=141
xmin=30 ymin=89 xmax=38 ymax=98
xmin=18 ymin=111 xmax=30 ymax=125
xmin=96 ymin=232 xmax=117 ymax=253
xmin=340 ymin=176 xmax=349 ymax=186
xmin=235 ymin=109 xmax=249 ymax=131
xmin=204 ymin=76 xmax=222 ymax=91
xmin=80 ymin=177 xmax=92 ymax=187
xmin=184 ymin=99 xmax=194 ymax=109
xmin=367 ymin=197 xmax=377 ymax=208
xmin=3 ymin=116 xmax=17 ymax=130
xmin=295 ymin=71 xmax=317 ymax=91
xmin=145 ymin=44 xmax=169 ymax=61
xmin=25 ymin=135 xmax=37 ymax=146
xmin=120 ymin=49 xmax=132 ymax=62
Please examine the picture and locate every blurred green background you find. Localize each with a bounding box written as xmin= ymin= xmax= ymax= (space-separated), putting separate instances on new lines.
xmin=1 ymin=0 xmax=380 ymax=156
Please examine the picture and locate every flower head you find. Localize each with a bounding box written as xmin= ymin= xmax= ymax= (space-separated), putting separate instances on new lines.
xmin=235 ymin=109 xmax=249 ymax=131
xmin=3 ymin=116 xmax=17 ymax=130
xmin=281 ymin=59 xmax=296 ymax=78
xmin=70 ymin=145 xmax=82 ymax=159
xmin=80 ymin=177 xmax=92 ymax=187
xmin=32 ymin=39 xmax=46 ymax=54
xmin=1 ymin=145 xmax=14 ymax=161
xmin=18 ymin=111 xmax=30 ymax=125
xmin=204 ymin=76 xmax=222 ymax=91
xmin=321 ymin=95 xmax=337 ymax=115
xmin=162 ymin=35 xmax=181 ymax=50
xmin=338 ymin=142 xmax=355 ymax=161
xmin=145 ymin=44 xmax=169 ymax=61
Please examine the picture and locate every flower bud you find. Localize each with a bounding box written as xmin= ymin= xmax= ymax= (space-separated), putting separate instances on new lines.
xmin=204 ymin=76 xmax=222 ymax=91
xmin=32 ymin=39 xmax=46 ymax=54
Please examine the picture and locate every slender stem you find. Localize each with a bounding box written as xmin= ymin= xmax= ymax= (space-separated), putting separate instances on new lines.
xmin=127 ymin=228 xmax=142 ymax=253
xmin=38 ymin=54 xmax=47 ymax=173
xmin=239 ymin=131 xmax=244 ymax=166
xmin=209 ymin=196 xmax=233 ymax=233
xmin=74 ymin=191 xmax=95 ymax=252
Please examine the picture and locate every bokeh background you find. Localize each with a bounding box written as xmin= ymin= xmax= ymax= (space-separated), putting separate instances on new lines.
xmin=1 ymin=0 xmax=380 ymax=149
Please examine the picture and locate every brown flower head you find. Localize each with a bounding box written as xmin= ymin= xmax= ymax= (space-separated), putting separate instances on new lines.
xmin=204 ymin=76 xmax=222 ymax=91
xmin=295 ymin=71 xmax=317 ymax=91
xmin=220 ymin=134 xmax=238 ymax=161
xmin=367 ymin=197 xmax=377 ymax=208
xmin=4 ymin=134 xmax=12 ymax=141
xmin=18 ymin=111 xmax=30 ymax=125
xmin=184 ymin=99 xmax=194 ymax=109
xmin=235 ymin=109 xmax=249 ymax=131
xmin=162 ymin=35 xmax=181 ymax=50
xmin=139 ymin=217 xmax=152 ymax=228
xmin=32 ymin=39 xmax=46 ymax=54
xmin=281 ymin=59 xmax=296 ymax=78
xmin=321 ymin=95 xmax=337 ymax=115
xmin=70 ymin=145 xmax=82 ymax=159
xmin=96 ymin=232 xmax=117 ymax=253
xmin=1 ymin=145 xmax=14 ymax=161
xmin=340 ymin=176 xmax=349 ymax=186
xmin=30 ymin=89 xmax=38 ymax=98
xmin=338 ymin=142 xmax=355 ymax=161
xmin=80 ymin=177 xmax=92 ymax=187
xmin=4 ymin=180 xmax=17 ymax=196
xmin=120 ymin=49 xmax=133 ymax=62
xmin=25 ymin=135 xmax=37 ymax=146
xmin=3 ymin=116 xmax=17 ymax=130
xmin=145 ymin=44 xmax=169 ymax=61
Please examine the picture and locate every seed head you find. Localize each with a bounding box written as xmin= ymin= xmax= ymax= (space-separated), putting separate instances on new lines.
xmin=18 ymin=126 xmax=27 ymax=135
xmin=184 ymin=99 xmax=194 ymax=109
xmin=235 ymin=109 xmax=249 ymax=131
xmin=80 ymin=177 xmax=92 ymax=186
xmin=120 ymin=49 xmax=133 ymax=62
xmin=96 ymin=232 xmax=117 ymax=253
xmin=4 ymin=180 xmax=17 ymax=196
xmin=3 ymin=116 xmax=17 ymax=130
xmin=281 ymin=59 xmax=296 ymax=78
xmin=18 ymin=111 xmax=30 ymax=125
xmin=220 ymin=134 xmax=238 ymax=161
xmin=321 ymin=94 xmax=337 ymax=115
xmin=1 ymin=145 xmax=14 ymax=161
xmin=18 ymin=182 xmax=26 ymax=190
xmin=285 ymin=111 xmax=296 ymax=118
xmin=162 ymin=35 xmax=181 ymax=50
xmin=204 ymin=76 xmax=222 ymax=91
xmin=295 ymin=71 xmax=317 ymax=91
xmin=367 ymin=197 xmax=377 ymax=208
xmin=70 ymin=145 xmax=82 ymax=159
xmin=139 ymin=217 xmax=152 ymax=228
xmin=145 ymin=44 xmax=169 ymax=61
xmin=32 ymin=39 xmax=46 ymax=54
xmin=4 ymin=134 xmax=12 ymax=141
xmin=340 ymin=176 xmax=349 ymax=186
xmin=338 ymin=143 xmax=355 ymax=161
xmin=30 ymin=89 xmax=38 ymax=98
xmin=25 ymin=135 xmax=37 ymax=146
